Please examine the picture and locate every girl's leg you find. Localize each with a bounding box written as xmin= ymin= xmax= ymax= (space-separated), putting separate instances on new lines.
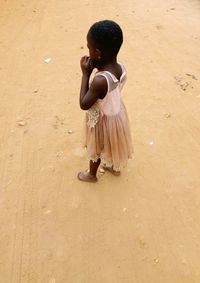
xmin=78 ymin=158 xmax=101 ymax=183
xmin=102 ymin=164 xmax=120 ymax=176
xmin=89 ymin=158 xmax=101 ymax=176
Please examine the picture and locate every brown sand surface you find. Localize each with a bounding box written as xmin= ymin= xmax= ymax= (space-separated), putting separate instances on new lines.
xmin=0 ymin=0 xmax=200 ymax=282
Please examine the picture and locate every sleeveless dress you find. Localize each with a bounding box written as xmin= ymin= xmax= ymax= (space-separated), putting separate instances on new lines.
xmin=85 ymin=63 xmax=133 ymax=171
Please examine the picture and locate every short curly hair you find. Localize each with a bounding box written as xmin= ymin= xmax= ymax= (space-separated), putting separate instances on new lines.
xmin=88 ymin=20 xmax=123 ymax=57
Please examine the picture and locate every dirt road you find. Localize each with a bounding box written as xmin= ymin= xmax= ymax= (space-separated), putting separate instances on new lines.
xmin=0 ymin=0 xmax=200 ymax=282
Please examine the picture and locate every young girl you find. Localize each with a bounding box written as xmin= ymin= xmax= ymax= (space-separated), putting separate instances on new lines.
xmin=78 ymin=20 xmax=133 ymax=183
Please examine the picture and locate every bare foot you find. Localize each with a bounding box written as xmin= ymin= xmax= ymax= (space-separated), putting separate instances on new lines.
xmin=77 ymin=171 xmax=97 ymax=183
xmin=102 ymin=165 xmax=120 ymax=176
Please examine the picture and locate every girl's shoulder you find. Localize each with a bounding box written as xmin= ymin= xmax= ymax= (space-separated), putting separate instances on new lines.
xmin=95 ymin=62 xmax=127 ymax=84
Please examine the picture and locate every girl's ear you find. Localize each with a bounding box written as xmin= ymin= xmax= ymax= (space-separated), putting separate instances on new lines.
xmin=96 ymin=48 xmax=102 ymax=59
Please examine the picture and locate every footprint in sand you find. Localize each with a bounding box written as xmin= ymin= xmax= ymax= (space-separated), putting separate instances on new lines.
xmin=174 ymin=73 xmax=198 ymax=91
xmin=53 ymin=115 xmax=65 ymax=129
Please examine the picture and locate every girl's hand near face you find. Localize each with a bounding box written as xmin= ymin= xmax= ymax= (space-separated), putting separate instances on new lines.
xmin=80 ymin=56 xmax=94 ymax=76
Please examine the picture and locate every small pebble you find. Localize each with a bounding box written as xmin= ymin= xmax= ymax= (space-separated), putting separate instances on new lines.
xmin=153 ymin=258 xmax=159 ymax=264
xmin=68 ymin=130 xmax=73 ymax=134
xmin=165 ymin=113 xmax=171 ymax=118
xmin=17 ymin=120 xmax=26 ymax=126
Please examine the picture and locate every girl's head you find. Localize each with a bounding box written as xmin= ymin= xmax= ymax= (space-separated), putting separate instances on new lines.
xmin=87 ymin=20 xmax=123 ymax=66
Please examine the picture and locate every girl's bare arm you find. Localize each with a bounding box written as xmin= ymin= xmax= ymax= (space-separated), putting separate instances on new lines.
xmin=79 ymin=56 xmax=107 ymax=110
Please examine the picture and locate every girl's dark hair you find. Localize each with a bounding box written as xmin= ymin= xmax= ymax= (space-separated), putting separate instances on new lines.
xmin=88 ymin=20 xmax=123 ymax=57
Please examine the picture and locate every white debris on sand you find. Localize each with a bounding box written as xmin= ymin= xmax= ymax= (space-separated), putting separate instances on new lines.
xmin=44 ymin=57 xmax=52 ymax=63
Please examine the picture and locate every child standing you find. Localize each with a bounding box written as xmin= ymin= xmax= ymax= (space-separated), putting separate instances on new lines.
xmin=78 ymin=20 xmax=133 ymax=182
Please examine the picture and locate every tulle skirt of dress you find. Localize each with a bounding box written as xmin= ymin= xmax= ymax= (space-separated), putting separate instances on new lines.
xmin=84 ymin=103 xmax=133 ymax=171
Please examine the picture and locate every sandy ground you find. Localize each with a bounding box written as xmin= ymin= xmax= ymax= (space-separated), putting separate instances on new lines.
xmin=0 ymin=0 xmax=200 ymax=282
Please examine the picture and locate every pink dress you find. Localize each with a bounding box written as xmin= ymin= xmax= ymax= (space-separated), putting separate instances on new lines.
xmin=85 ymin=63 xmax=133 ymax=171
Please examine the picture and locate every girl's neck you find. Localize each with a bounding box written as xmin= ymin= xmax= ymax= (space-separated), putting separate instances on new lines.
xmin=97 ymin=57 xmax=117 ymax=72
xmin=96 ymin=56 xmax=123 ymax=81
